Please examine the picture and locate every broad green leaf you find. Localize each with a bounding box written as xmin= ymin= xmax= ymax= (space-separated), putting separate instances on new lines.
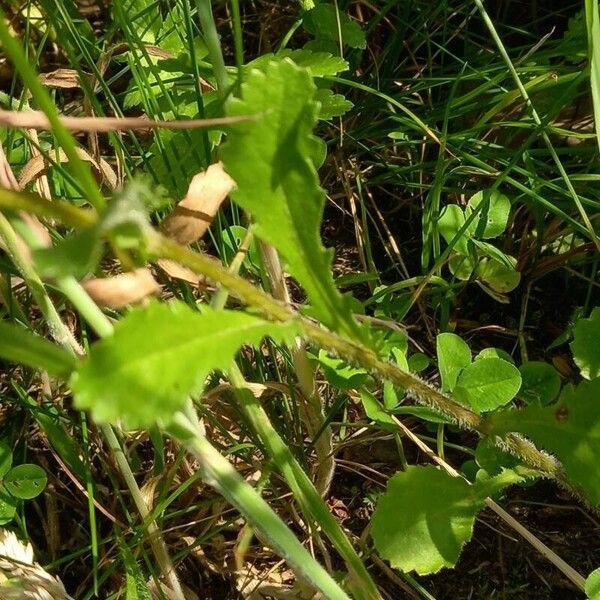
xmin=371 ymin=466 xmax=484 ymax=574
xmin=436 ymin=333 xmax=471 ymax=392
xmin=72 ymin=301 xmax=298 ymax=427
xmin=490 ymin=378 xmax=600 ymax=505
xmin=438 ymin=204 xmax=469 ymax=254
xmin=454 ymin=358 xmax=521 ymax=413
xmin=586 ymin=567 xmax=600 ymax=599
xmin=519 ymin=361 xmax=561 ymax=405
xmin=4 ymin=464 xmax=47 ymax=499
xmin=391 ymin=405 xmax=452 ymax=424
xmin=303 ymin=4 xmax=366 ymax=49
xmin=0 ymin=442 xmax=11 ymax=478
xmin=571 ymin=307 xmax=600 ymax=380
xmin=314 ymin=89 xmax=354 ymax=119
xmin=475 ymin=256 xmax=520 ymax=293
xmin=0 ymin=487 xmax=16 ymax=525
xmin=221 ymin=60 xmax=362 ymax=340
xmin=0 ymin=321 xmax=77 ymax=379
xmin=466 ymin=189 xmax=511 ymax=239
xmin=250 ymin=49 xmax=349 ymax=77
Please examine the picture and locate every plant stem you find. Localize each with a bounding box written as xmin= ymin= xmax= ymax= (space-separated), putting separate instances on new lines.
xmin=169 ymin=413 xmax=352 ymax=600
xmin=195 ymin=0 xmax=229 ymax=98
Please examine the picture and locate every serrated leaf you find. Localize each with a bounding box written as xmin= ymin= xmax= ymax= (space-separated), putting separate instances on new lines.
xmin=436 ymin=333 xmax=471 ymax=392
xmin=221 ymin=60 xmax=362 ymax=340
xmin=371 ymin=466 xmax=484 ymax=574
xmin=303 ymin=4 xmax=366 ymax=49
xmin=466 ymin=189 xmax=511 ymax=239
xmin=454 ymin=358 xmax=521 ymax=413
xmin=250 ymin=49 xmax=349 ymax=77
xmin=571 ymin=307 xmax=600 ymax=380
xmin=519 ymin=361 xmax=561 ymax=405
xmin=490 ymin=378 xmax=600 ymax=505
xmin=72 ymin=301 xmax=299 ymax=427
xmin=4 ymin=464 xmax=47 ymax=499
xmin=314 ymin=89 xmax=353 ymax=119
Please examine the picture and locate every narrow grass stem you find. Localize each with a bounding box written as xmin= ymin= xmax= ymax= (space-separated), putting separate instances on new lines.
xmin=472 ymin=0 xmax=600 ymax=252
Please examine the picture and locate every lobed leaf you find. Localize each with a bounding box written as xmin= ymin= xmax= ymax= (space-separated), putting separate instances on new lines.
xmin=371 ymin=466 xmax=485 ymax=574
xmin=490 ymin=378 xmax=600 ymax=505
xmin=221 ymin=60 xmax=363 ymax=340
xmin=72 ymin=301 xmax=299 ymax=427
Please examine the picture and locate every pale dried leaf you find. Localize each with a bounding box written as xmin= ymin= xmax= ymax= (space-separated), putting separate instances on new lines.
xmin=19 ymin=147 xmax=118 ymax=190
xmin=161 ymin=162 xmax=235 ymax=244
xmin=82 ymin=268 xmax=160 ymax=308
xmin=39 ymin=69 xmax=81 ymax=89
xmin=156 ymin=258 xmax=206 ymax=285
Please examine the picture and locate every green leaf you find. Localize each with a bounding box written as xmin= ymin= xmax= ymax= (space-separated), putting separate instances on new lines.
xmin=119 ymin=537 xmax=152 ymax=600
xmin=448 ymin=253 xmax=475 ymax=281
xmin=371 ymin=466 xmax=485 ymax=574
xmin=0 ymin=442 xmax=12 ymax=478
xmin=454 ymin=358 xmax=521 ymax=413
xmin=360 ymin=389 xmax=396 ymax=429
xmin=117 ymin=0 xmax=161 ymax=43
xmin=490 ymin=378 xmax=600 ymax=505
xmin=519 ymin=361 xmax=561 ymax=405
xmin=303 ymin=4 xmax=366 ymax=49
xmin=72 ymin=301 xmax=299 ymax=427
xmin=221 ymin=60 xmax=362 ymax=340
xmin=436 ymin=333 xmax=471 ymax=392
xmin=475 ymin=348 xmax=514 ymax=363
xmin=408 ymin=353 xmax=431 ymax=373
xmin=466 ymin=189 xmax=511 ymax=239
xmin=571 ymin=307 xmax=600 ymax=380
xmin=586 ymin=567 xmax=600 ymax=599
xmin=0 ymin=321 xmax=77 ymax=379
xmin=4 ymin=464 xmax=47 ymax=499
xmin=475 ymin=256 xmax=520 ymax=293
xmin=314 ymin=89 xmax=354 ymax=119
xmin=438 ymin=204 xmax=469 ymax=254
xmin=317 ymin=350 xmax=368 ymax=390
xmin=34 ymin=228 xmax=102 ymax=278
xmin=0 ymin=487 xmax=16 ymax=525
xmin=249 ymin=49 xmax=349 ymax=77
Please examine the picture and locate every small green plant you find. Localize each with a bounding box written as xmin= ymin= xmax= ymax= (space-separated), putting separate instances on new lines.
xmin=0 ymin=0 xmax=598 ymax=597
xmin=438 ymin=189 xmax=520 ymax=302
xmin=0 ymin=442 xmax=47 ymax=525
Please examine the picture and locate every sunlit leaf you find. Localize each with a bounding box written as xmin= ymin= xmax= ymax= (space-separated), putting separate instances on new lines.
xmin=454 ymin=358 xmax=521 ymax=413
xmin=571 ymin=307 xmax=600 ymax=380
xmin=72 ymin=301 xmax=299 ymax=427
xmin=221 ymin=60 xmax=363 ymax=341
xmin=491 ymin=378 xmax=600 ymax=505
xmin=436 ymin=333 xmax=471 ymax=392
